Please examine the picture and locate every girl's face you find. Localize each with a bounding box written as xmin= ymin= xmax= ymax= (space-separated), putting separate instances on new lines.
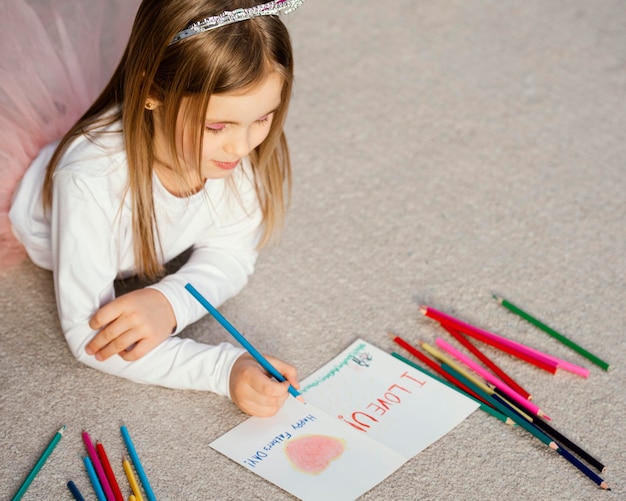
xmin=153 ymin=71 xmax=283 ymax=195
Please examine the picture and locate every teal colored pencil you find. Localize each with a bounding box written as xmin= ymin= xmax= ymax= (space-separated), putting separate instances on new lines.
xmin=391 ymin=352 xmax=514 ymax=426
xmin=494 ymin=295 xmax=610 ymax=371
xmin=12 ymin=425 xmax=66 ymax=501
xmin=440 ymin=363 xmax=556 ymax=448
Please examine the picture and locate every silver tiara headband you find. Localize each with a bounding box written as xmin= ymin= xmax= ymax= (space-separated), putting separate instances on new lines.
xmin=170 ymin=0 xmax=305 ymax=45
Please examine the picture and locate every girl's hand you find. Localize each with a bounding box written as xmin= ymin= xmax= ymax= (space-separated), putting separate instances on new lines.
xmin=86 ymin=288 xmax=176 ymax=362
xmin=229 ymin=353 xmax=300 ymax=417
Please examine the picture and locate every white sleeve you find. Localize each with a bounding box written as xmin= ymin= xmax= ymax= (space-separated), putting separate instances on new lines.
xmin=51 ymin=170 xmax=246 ymax=395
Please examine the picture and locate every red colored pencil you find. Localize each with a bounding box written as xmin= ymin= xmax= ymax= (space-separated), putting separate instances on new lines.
xmin=96 ymin=441 xmax=124 ymax=501
xmin=420 ymin=306 xmax=559 ymax=373
xmin=440 ymin=322 xmax=532 ymax=400
xmin=388 ymin=332 xmax=492 ymax=407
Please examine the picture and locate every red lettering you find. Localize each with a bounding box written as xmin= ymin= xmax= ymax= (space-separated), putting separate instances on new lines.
xmin=400 ymin=371 xmax=427 ymax=387
xmin=338 ymin=415 xmax=366 ymax=432
xmin=383 ymin=391 xmax=401 ymax=403
xmin=352 ymin=411 xmax=378 ymax=428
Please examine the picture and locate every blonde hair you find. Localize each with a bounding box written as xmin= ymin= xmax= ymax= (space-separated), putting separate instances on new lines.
xmin=43 ymin=0 xmax=293 ymax=280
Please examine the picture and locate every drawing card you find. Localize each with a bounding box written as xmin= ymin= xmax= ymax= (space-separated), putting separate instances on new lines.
xmin=299 ymin=339 xmax=479 ymax=458
xmin=211 ymin=397 xmax=407 ymax=501
xmin=210 ymin=338 xmax=479 ymax=500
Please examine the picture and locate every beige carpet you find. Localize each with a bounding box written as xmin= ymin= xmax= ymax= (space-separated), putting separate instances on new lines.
xmin=2 ymin=1 xmax=625 ymax=499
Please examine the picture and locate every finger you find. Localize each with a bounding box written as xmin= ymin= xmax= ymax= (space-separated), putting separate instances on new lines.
xmin=118 ymin=337 xmax=159 ymax=362
xmin=265 ymin=355 xmax=300 ymax=389
xmin=88 ymin=298 xmax=123 ymax=331
xmin=85 ymin=315 xmax=133 ymax=356
xmin=93 ymin=330 xmax=140 ymax=361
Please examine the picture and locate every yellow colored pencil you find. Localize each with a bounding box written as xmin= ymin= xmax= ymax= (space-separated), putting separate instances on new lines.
xmin=122 ymin=457 xmax=144 ymax=501
xmin=129 ymin=496 xmax=137 ymax=501
xmin=420 ymin=341 xmax=533 ymax=420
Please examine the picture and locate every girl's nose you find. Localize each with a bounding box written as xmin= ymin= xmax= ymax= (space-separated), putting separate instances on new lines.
xmin=224 ymin=130 xmax=251 ymax=158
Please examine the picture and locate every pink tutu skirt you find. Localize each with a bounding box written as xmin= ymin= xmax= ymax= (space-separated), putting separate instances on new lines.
xmin=0 ymin=0 xmax=140 ymax=267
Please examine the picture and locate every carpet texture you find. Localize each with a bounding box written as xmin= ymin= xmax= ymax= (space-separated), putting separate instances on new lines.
xmin=1 ymin=1 xmax=625 ymax=499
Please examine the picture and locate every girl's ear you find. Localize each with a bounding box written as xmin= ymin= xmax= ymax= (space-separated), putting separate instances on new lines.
xmin=145 ymin=99 xmax=159 ymax=110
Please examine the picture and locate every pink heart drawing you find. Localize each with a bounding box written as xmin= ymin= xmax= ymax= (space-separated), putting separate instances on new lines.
xmin=284 ymin=434 xmax=346 ymax=475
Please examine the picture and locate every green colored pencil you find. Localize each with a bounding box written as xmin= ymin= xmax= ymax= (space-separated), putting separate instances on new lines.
xmin=12 ymin=425 xmax=66 ymax=501
xmin=494 ymin=295 xmax=610 ymax=371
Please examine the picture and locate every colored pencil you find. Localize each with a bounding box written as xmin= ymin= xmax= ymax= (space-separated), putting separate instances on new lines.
xmin=123 ymin=456 xmax=144 ymax=501
xmin=83 ymin=456 xmax=107 ymax=501
xmin=120 ymin=426 xmax=156 ymax=501
xmin=440 ymin=363 xmax=556 ymax=448
xmin=96 ymin=441 xmax=125 ymax=501
xmin=388 ymin=332 xmax=491 ymax=405
xmin=440 ymin=323 xmax=532 ymax=400
xmin=444 ymin=322 xmax=560 ymax=373
xmin=555 ymin=444 xmax=610 ymax=489
xmin=494 ymin=295 xmax=610 ymax=371
xmin=420 ymin=341 xmax=533 ymax=421
xmin=421 ymin=306 xmax=589 ymax=377
xmin=130 ymin=496 xmax=137 ymax=501
xmin=185 ymin=282 xmax=303 ymax=400
xmin=435 ymin=337 xmax=551 ymax=420
xmin=489 ymin=393 xmax=606 ymax=473
xmin=82 ymin=431 xmax=115 ymax=501
xmin=443 ymin=364 xmax=610 ymax=489
xmin=12 ymin=425 xmax=66 ymax=501
xmin=392 ymin=352 xmax=515 ymax=425
xmin=67 ymin=480 xmax=86 ymax=501
xmin=422 ymin=306 xmax=559 ymax=372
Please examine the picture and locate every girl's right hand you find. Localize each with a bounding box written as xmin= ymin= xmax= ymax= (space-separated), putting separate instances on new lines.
xmin=229 ymin=353 xmax=300 ymax=417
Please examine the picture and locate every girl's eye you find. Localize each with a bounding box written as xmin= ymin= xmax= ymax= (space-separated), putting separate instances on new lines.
xmin=256 ymin=113 xmax=273 ymax=125
xmin=205 ymin=123 xmax=226 ymax=134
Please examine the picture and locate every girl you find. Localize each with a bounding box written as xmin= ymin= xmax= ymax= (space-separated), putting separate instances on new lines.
xmin=4 ymin=0 xmax=305 ymax=417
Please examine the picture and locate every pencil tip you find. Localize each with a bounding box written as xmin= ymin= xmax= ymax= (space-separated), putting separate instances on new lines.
xmin=387 ymin=332 xmax=396 ymax=340
xmin=492 ymin=294 xmax=503 ymax=303
xmin=419 ymin=306 xmax=427 ymax=314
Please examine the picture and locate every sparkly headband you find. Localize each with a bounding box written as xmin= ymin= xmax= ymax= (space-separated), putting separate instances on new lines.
xmin=170 ymin=0 xmax=305 ymax=45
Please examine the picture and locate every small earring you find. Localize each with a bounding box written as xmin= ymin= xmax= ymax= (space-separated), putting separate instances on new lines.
xmin=145 ymin=100 xmax=156 ymax=110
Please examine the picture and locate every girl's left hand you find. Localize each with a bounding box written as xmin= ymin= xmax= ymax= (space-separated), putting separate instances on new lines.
xmin=85 ymin=288 xmax=176 ymax=362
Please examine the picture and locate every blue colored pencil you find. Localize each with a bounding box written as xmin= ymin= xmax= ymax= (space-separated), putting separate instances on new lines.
xmin=185 ymin=282 xmax=302 ymax=399
xmin=67 ymin=480 xmax=86 ymax=501
xmin=120 ymin=426 xmax=156 ymax=501
xmin=83 ymin=456 xmax=106 ymax=501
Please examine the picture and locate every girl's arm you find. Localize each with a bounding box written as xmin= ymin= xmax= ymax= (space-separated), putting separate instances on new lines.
xmin=50 ymin=168 xmax=256 ymax=395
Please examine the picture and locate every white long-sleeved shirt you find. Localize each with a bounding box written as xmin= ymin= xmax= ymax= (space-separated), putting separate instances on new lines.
xmin=8 ymin=121 xmax=265 ymax=396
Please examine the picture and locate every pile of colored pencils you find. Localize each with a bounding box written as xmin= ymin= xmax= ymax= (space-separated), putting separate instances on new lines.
xmin=11 ymin=425 xmax=157 ymax=501
xmin=389 ymin=296 xmax=611 ymax=491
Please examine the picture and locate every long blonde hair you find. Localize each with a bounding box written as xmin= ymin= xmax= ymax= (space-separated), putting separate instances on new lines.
xmin=43 ymin=0 xmax=293 ymax=280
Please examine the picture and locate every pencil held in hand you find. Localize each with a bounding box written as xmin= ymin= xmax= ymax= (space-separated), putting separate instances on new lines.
xmin=185 ymin=282 xmax=303 ymax=401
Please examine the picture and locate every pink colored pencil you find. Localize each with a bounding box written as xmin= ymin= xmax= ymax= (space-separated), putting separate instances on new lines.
xmin=421 ymin=306 xmax=588 ymax=377
xmin=435 ymin=337 xmax=551 ymax=420
xmin=82 ymin=431 xmax=115 ymax=501
xmin=440 ymin=323 xmax=532 ymax=400
xmin=438 ymin=319 xmax=559 ymax=373
xmin=500 ymin=337 xmax=590 ymax=378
